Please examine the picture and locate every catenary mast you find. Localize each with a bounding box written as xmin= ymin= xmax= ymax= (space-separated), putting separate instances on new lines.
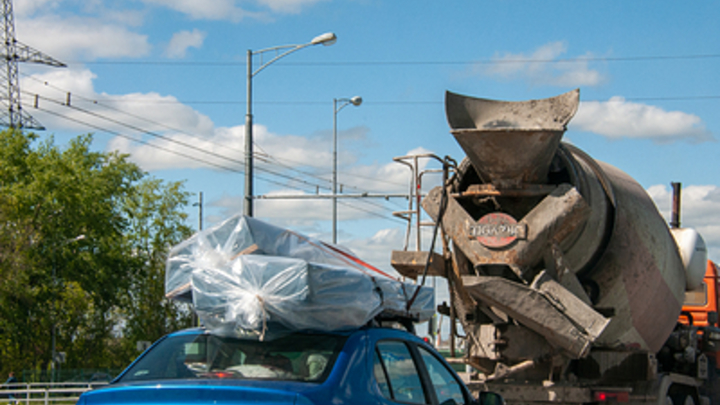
xmin=0 ymin=0 xmax=64 ymax=130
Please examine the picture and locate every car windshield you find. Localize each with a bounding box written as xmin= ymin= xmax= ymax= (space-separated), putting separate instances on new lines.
xmin=117 ymin=331 xmax=347 ymax=383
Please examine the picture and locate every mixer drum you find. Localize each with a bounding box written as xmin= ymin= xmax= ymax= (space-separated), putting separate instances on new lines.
xmin=563 ymin=152 xmax=686 ymax=352
xmin=439 ymin=90 xmax=686 ymax=354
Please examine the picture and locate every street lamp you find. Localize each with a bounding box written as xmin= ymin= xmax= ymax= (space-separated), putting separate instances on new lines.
xmin=332 ymin=96 xmax=362 ymax=244
xmin=244 ymin=32 xmax=337 ymax=217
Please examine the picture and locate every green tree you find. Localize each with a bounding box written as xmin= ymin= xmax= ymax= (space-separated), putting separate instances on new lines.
xmin=115 ymin=178 xmax=194 ymax=364
xmin=0 ymin=129 xmax=193 ymax=377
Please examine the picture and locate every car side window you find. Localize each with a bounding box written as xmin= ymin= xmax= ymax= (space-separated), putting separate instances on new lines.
xmin=374 ymin=350 xmax=392 ymax=398
xmin=417 ymin=346 xmax=466 ymax=405
xmin=375 ymin=340 xmax=426 ymax=404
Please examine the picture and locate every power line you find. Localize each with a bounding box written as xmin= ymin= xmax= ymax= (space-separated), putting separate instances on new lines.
xmin=23 ymin=74 xmax=412 ymax=193
xmin=24 ymin=75 xmax=364 ymax=192
xmin=29 ymin=95 xmax=410 ymax=220
xmin=18 ymin=80 xmax=437 ymax=221
xmin=621 ymin=96 xmax=720 ymax=102
xmin=338 ymin=198 xmax=407 ymax=225
xmin=70 ymin=53 xmax=720 ymax=67
xmin=20 ymin=95 xmax=720 ymax=107
xmin=36 ymin=105 xmax=334 ymax=194
xmin=35 ymin=106 xmax=241 ymax=173
xmin=23 ymin=73 xmax=720 ymax=107
xmin=21 ymin=107 xmax=429 ymax=227
xmin=24 ymin=73 xmax=248 ymax=156
xmin=31 ymin=93 xmax=346 ymax=191
xmin=31 ymin=100 xmax=332 ymax=194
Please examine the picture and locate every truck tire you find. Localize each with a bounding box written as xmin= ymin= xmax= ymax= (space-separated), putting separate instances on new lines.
xmin=671 ymin=394 xmax=696 ymax=405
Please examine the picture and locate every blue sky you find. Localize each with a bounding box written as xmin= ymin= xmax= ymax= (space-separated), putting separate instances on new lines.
xmin=13 ymin=0 xmax=720 ymax=278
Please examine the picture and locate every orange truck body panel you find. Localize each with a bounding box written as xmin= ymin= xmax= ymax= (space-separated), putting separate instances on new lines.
xmin=681 ymin=261 xmax=719 ymax=327
xmin=681 ymin=261 xmax=720 ymax=366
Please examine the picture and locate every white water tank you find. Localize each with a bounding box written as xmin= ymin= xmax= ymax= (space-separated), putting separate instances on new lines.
xmin=671 ymin=227 xmax=708 ymax=291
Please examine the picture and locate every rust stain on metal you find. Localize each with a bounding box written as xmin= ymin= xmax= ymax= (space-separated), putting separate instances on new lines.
xmin=455 ymin=183 xmax=557 ymax=198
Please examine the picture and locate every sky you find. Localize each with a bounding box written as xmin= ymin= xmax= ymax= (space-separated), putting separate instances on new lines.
xmin=9 ymin=1 xmax=720 ymax=326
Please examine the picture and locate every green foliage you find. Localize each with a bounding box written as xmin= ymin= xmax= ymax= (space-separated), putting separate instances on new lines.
xmin=0 ymin=129 xmax=194 ymax=377
xmin=114 ymin=177 xmax=195 ymax=364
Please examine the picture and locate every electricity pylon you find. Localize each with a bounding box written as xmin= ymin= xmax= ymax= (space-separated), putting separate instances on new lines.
xmin=1 ymin=0 xmax=65 ymax=130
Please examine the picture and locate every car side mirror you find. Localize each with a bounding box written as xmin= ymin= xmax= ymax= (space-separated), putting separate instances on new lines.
xmin=479 ymin=392 xmax=505 ymax=405
xmin=709 ymin=311 xmax=718 ymax=326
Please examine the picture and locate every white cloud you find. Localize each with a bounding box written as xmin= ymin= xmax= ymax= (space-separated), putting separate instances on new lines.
xmin=25 ymin=68 xmax=97 ymax=95
xmin=648 ymin=184 xmax=720 ymax=260
xmin=208 ymin=191 xmax=343 ymax=239
xmin=197 ymin=146 xmax=446 ymax=230
xmin=257 ymin=0 xmax=327 ymax=14
xmin=141 ymin=0 xmax=324 ymax=19
xmin=205 ymin=197 xmax=406 ymax=273
xmin=23 ymin=68 xmax=216 ymax=154
xmin=106 ymin=120 xmax=230 ymax=171
xmin=14 ymin=0 xmax=61 ymax=17
xmin=16 ymin=15 xmax=151 ymax=60
xmin=256 ymin=126 xmax=347 ymax=170
xmin=480 ymin=41 xmax=605 ymax=87
xmin=22 ymin=68 xmax=441 ymax=239
xmin=343 ymin=228 xmax=405 ymax=276
xmin=571 ymin=97 xmax=713 ymax=143
xmin=22 ymin=69 xmax=416 ymax=202
xmin=113 ymin=122 xmax=431 ymax=201
xmin=140 ymin=0 xmax=260 ymax=21
xmin=165 ymin=29 xmax=206 ymax=58
xmin=340 ymin=146 xmax=444 ymax=196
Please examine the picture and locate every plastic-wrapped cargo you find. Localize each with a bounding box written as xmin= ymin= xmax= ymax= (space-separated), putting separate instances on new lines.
xmin=165 ymin=215 xmax=434 ymax=338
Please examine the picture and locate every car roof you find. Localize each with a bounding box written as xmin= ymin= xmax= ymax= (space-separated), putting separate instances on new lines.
xmin=163 ymin=324 xmax=421 ymax=341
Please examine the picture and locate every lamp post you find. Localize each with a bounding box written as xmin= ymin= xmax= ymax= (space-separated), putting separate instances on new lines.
xmin=332 ymin=96 xmax=362 ymax=244
xmin=193 ymin=192 xmax=203 ymax=231
xmin=192 ymin=192 xmax=202 ymax=327
xmin=244 ymin=32 xmax=337 ymax=217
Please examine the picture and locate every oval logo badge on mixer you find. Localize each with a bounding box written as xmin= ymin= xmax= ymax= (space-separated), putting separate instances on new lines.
xmin=469 ymin=213 xmax=527 ymax=248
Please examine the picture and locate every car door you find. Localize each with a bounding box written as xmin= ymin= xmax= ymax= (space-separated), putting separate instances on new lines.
xmin=414 ymin=344 xmax=468 ymax=405
xmin=373 ymin=335 xmax=471 ymax=405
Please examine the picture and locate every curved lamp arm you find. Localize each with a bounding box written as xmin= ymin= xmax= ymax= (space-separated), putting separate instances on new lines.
xmin=251 ymin=32 xmax=336 ymax=77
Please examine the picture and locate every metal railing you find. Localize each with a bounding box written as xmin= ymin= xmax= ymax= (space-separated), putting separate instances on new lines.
xmin=0 ymin=382 xmax=108 ymax=404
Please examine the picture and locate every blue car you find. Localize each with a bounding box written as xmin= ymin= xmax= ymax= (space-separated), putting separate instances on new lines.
xmin=77 ymin=325 xmax=502 ymax=405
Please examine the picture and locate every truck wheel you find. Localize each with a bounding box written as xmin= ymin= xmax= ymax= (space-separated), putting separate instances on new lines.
xmin=671 ymin=394 xmax=696 ymax=405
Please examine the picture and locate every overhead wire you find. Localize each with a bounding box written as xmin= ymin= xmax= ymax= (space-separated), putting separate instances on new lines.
xmin=22 ymin=73 xmax=412 ymax=196
xmin=38 ymin=49 xmax=715 ymax=218
xmin=14 ymin=50 xmax=720 ymax=229
xmin=337 ymin=199 xmax=407 ymax=225
xmin=33 ymin=105 xmax=324 ymax=193
xmin=19 ymin=96 xmax=720 ymax=105
xmin=23 ymin=73 xmax=247 ymax=157
xmin=28 ymin=92 xmax=346 ymax=192
xmin=29 ymin=96 xmax=333 ymax=194
xmin=24 ymin=89 xmax=410 ymax=221
xmin=22 ymin=74 xmax=409 ymax=195
xmin=35 ymin=106 xmax=239 ymax=173
xmin=70 ymin=53 xmax=720 ymax=67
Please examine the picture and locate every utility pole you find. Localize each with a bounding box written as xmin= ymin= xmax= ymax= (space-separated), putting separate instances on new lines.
xmin=0 ymin=0 xmax=65 ymax=130
xmin=192 ymin=192 xmax=203 ymax=327
xmin=194 ymin=192 xmax=203 ymax=231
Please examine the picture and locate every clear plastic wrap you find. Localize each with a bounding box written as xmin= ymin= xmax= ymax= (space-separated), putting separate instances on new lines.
xmin=165 ymin=215 xmax=434 ymax=337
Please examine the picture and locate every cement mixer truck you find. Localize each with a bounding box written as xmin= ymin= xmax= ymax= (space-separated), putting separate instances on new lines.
xmin=390 ymin=89 xmax=720 ymax=405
